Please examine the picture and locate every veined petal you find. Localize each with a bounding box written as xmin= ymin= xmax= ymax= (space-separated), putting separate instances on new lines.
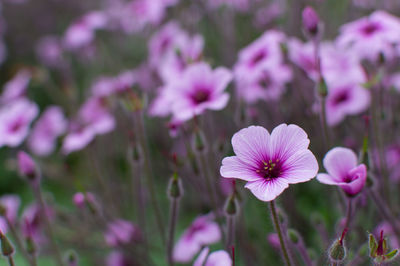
xmin=244 ymin=178 xmax=289 ymax=202
xmin=323 ymin=147 xmax=357 ymax=179
xmin=281 ymin=149 xmax=319 ymax=183
xmin=316 ymin=173 xmax=339 ymax=185
xmin=220 ymin=156 xmax=261 ymax=181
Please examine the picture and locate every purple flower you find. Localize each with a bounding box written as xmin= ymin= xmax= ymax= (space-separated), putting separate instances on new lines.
xmin=90 ymin=70 xmax=135 ymax=98
xmin=104 ymin=220 xmax=141 ymax=247
xmin=35 ymin=36 xmax=64 ymax=67
xmin=173 ymin=214 xmax=221 ymax=263
xmin=156 ymin=62 xmax=232 ymax=122
xmin=220 ymin=124 xmax=318 ymax=201
xmin=317 ymin=147 xmax=367 ymax=196
xmin=337 ymin=10 xmax=400 ymax=61
xmin=267 ymin=233 xmax=281 ymax=250
xmin=28 ymin=106 xmax=67 ymax=156
xmin=194 ymin=247 xmax=232 ymax=266
xmin=325 ymin=81 xmax=370 ymax=126
xmin=17 ymin=151 xmax=36 ymax=178
xmin=22 ymin=203 xmax=54 ymax=244
xmin=0 ymin=99 xmax=39 ymax=148
xmin=0 ymin=195 xmax=20 ymax=233
xmin=62 ymin=97 xmax=115 ymax=154
xmin=1 ymin=70 xmax=31 ymax=104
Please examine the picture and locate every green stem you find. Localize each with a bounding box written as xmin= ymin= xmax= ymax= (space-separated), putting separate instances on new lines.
xmin=226 ymin=216 xmax=235 ymax=251
xmin=344 ymin=198 xmax=352 ymax=230
xmin=167 ymin=198 xmax=179 ymax=266
xmin=269 ymin=201 xmax=292 ymax=266
xmin=33 ymin=184 xmax=65 ymax=266
xmin=7 ymin=256 xmax=15 ymax=266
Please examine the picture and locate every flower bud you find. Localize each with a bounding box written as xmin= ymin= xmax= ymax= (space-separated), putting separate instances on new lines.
xmin=0 ymin=231 xmax=14 ymax=257
xmin=302 ymin=6 xmax=320 ymax=37
xmin=287 ymin=229 xmax=300 ymax=244
xmin=329 ymin=239 xmax=346 ymax=263
xmin=25 ymin=236 xmax=36 ymax=255
xmin=167 ymin=173 xmax=183 ymax=199
xmin=369 ymin=231 xmax=399 ymax=263
xmin=17 ymin=151 xmax=38 ymax=181
xmin=65 ymin=250 xmax=78 ymax=266
xmin=317 ymin=77 xmax=328 ymax=97
xmin=224 ymin=195 xmax=238 ymax=216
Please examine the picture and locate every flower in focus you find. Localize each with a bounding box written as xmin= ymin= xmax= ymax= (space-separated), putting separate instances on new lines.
xmin=194 ymin=247 xmax=232 ymax=266
xmin=0 ymin=195 xmax=20 ymax=233
xmin=104 ymin=220 xmax=141 ymax=247
xmin=173 ymin=214 xmax=221 ymax=263
xmin=28 ymin=106 xmax=67 ymax=156
xmin=0 ymin=99 xmax=39 ymax=148
xmin=153 ymin=62 xmax=232 ymax=122
xmin=337 ymin=10 xmax=400 ymax=61
xmin=62 ymin=97 xmax=115 ymax=154
xmin=220 ymin=124 xmax=318 ymax=201
xmin=317 ymin=147 xmax=367 ymax=196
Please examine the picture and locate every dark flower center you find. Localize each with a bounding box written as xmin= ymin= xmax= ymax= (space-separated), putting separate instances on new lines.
xmin=186 ymin=222 xmax=205 ymax=239
xmin=8 ymin=117 xmax=24 ymax=133
xmin=191 ymin=89 xmax=210 ymax=104
xmin=332 ymin=90 xmax=349 ymax=105
xmin=256 ymin=159 xmax=282 ymax=180
xmin=250 ymin=49 xmax=267 ymax=66
xmin=362 ymin=22 xmax=380 ymax=35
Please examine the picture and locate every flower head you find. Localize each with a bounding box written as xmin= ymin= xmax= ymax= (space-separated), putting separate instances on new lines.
xmin=302 ymin=6 xmax=320 ymax=36
xmin=173 ymin=214 xmax=221 ymax=263
xmin=317 ymin=147 xmax=367 ymax=196
xmin=220 ymin=124 xmax=318 ymax=201
xmin=104 ymin=220 xmax=141 ymax=247
xmin=1 ymin=69 xmax=31 ymax=104
xmin=194 ymin=247 xmax=232 ymax=266
xmin=17 ymin=151 xmax=37 ymax=180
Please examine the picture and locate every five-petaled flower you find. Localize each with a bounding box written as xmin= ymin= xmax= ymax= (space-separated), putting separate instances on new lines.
xmin=220 ymin=124 xmax=319 ymax=201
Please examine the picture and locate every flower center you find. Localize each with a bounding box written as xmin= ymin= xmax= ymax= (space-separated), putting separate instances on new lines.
xmin=256 ymin=159 xmax=282 ymax=181
xmin=258 ymin=73 xmax=271 ymax=89
xmin=8 ymin=117 xmax=24 ymax=133
xmin=250 ymin=49 xmax=267 ymax=67
xmin=362 ymin=22 xmax=380 ymax=35
xmin=333 ymin=90 xmax=349 ymax=105
xmin=191 ymin=89 xmax=210 ymax=104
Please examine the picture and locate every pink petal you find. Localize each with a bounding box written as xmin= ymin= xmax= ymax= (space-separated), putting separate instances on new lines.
xmin=231 ymin=126 xmax=270 ymax=166
xmin=339 ymin=164 xmax=367 ymax=196
xmin=323 ymin=147 xmax=357 ymax=179
xmin=220 ymin=156 xmax=261 ymax=181
xmin=244 ymin=178 xmax=289 ymax=202
xmin=316 ymin=173 xmax=339 ymax=185
xmin=206 ymin=250 xmax=232 ymax=266
xmin=281 ymin=150 xmax=319 ymax=183
xmin=193 ymin=247 xmax=209 ymax=266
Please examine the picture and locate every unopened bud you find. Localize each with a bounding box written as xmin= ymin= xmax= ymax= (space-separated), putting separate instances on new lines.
xmin=317 ymin=78 xmax=328 ymax=97
xmin=329 ymin=229 xmax=347 ymax=263
xmin=302 ymin=6 xmax=320 ymax=37
xmin=17 ymin=151 xmax=38 ymax=181
xmin=287 ymin=229 xmax=300 ymax=244
xmin=25 ymin=236 xmax=36 ymax=255
xmin=168 ymin=173 xmax=183 ymax=199
xmin=0 ymin=231 xmax=14 ymax=257
xmin=224 ymin=195 xmax=238 ymax=216
xmin=65 ymin=250 xmax=78 ymax=266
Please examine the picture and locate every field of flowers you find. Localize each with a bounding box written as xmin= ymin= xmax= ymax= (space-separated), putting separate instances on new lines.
xmin=1 ymin=0 xmax=400 ymax=265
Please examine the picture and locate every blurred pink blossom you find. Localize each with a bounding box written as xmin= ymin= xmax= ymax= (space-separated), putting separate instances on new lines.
xmin=0 ymin=195 xmax=20 ymax=233
xmin=28 ymin=106 xmax=67 ymax=156
xmin=104 ymin=219 xmax=141 ymax=247
xmin=1 ymin=69 xmax=31 ymax=104
xmin=194 ymin=247 xmax=232 ymax=266
xmin=220 ymin=124 xmax=318 ymax=201
xmin=317 ymin=147 xmax=367 ymax=196
xmin=35 ymin=36 xmax=64 ymax=67
xmin=173 ymin=214 xmax=221 ymax=263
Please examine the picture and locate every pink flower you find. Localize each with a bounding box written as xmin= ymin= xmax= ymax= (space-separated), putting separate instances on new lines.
xmin=385 ymin=143 xmax=400 ymax=182
xmin=0 ymin=195 xmax=20 ymax=233
xmin=90 ymin=70 xmax=135 ymax=98
xmin=337 ymin=10 xmax=400 ymax=61
xmin=106 ymin=251 xmax=134 ymax=266
xmin=325 ymin=80 xmax=370 ymax=126
xmin=267 ymin=233 xmax=281 ymax=249
xmin=104 ymin=220 xmax=141 ymax=247
xmin=302 ymin=6 xmax=320 ymax=36
xmin=28 ymin=106 xmax=67 ymax=156
xmin=155 ymin=62 xmax=231 ymax=122
xmin=1 ymin=70 xmax=31 ymax=104
xmin=62 ymin=98 xmax=115 ymax=154
xmin=22 ymin=203 xmax=54 ymax=244
xmin=173 ymin=214 xmax=221 ymax=263
xmin=194 ymin=247 xmax=232 ymax=266
xmin=35 ymin=36 xmax=64 ymax=67
xmin=17 ymin=151 xmax=36 ymax=178
xmin=317 ymin=147 xmax=367 ymax=196
xmin=0 ymin=99 xmax=39 ymax=148
xmin=72 ymin=192 xmax=97 ymax=209
xmin=220 ymin=124 xmax=318 ymax=201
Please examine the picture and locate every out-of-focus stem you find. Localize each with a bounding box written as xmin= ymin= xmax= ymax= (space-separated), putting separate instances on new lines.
xmin=7 ymin=256 xmax=15 ymax=266
xmin=32 ymin=184 xmax=65 ymax=266
xmin=134 ymin=110 xmax=166 ymax=244
xmin=167 ymin=198 xmax=179 ymax=266
xmin=269 ymin=201 xmax=292 ymax=266
xmin=226 ymin=216 xmax=235 ymax=251
xmin=5 ymin=218 xmax=34 ymax=266
xmin=344 ymin=199 xmax=352 ymax=230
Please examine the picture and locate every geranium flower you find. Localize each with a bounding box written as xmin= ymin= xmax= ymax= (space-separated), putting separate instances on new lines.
xmin=317 ymin=147 xmax=367 ymax=196
xmin=0 ymin=195 xmax=20 ymax=233
xmin=220 ymin=124 xmax=318 ymax=201
xmin=28 ymin=106 xmax=67 ymax=156
xmin=173 ymin=214 xmax=221 ymax=263
xmin=194 ymin=247 xmax=232 ymax=266
xmin=104 ymin=220 xmax=141 ymax=247
xmin=0 ymin=69 xmax=31 ymax=104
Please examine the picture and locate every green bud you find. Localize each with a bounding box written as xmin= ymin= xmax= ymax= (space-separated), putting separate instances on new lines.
xmin=25 ymin=236 xmax=36 ymax=255
xmin=369 ymin=234 xmax=377 ymax=257
xmin=329 ymin=239 xmax=346 ymax=262
xmin=224 ymin=195 xmax=238 ymax=216
xmin=385 ymin=249 xmax=399 ymax=261
xmin=317 ymin=78 xmax=328 ymax=97
xmin=287 ymin=229 xmax=300 ymax=244
xmin=0 ymin=231 xmax=14 ymax=257
xmin=65 ymin=250 xmax=78 ymax=266
xmin=168 ymin=173 xmax=183 ymax=199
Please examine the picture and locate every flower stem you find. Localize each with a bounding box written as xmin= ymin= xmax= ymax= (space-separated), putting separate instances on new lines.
xmin=5 ymin=218 xmax=35 ymax=266
xmin=7 ymin=256 xmax=15 ymax=266
xmin=269 ymin=200 xmax=292 ymax=266
xmin=167 ymin=198 xmax=179 ymax=266
xmin=343 ymin=198 xmax=352 ymax=230
xmin=32 ymin=184 xmax=65 ymax=266
xmin=226 ymin=216 xmax=235 ymax=251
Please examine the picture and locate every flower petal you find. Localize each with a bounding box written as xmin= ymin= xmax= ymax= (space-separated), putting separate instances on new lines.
xmin=316 ymin=173 xmax=339 ymax=185
xmin=231 ymin=126 xmax=270 ymax=166
xmin=323 ymin=147 xmax=357 ymax=179
xmin=281 ymin=149 xmax=319 ymax=183
xmin=220 ymin=156 xmax=261 ymax=181
xmin=244 ymin=178 xmax=289 ymax=202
